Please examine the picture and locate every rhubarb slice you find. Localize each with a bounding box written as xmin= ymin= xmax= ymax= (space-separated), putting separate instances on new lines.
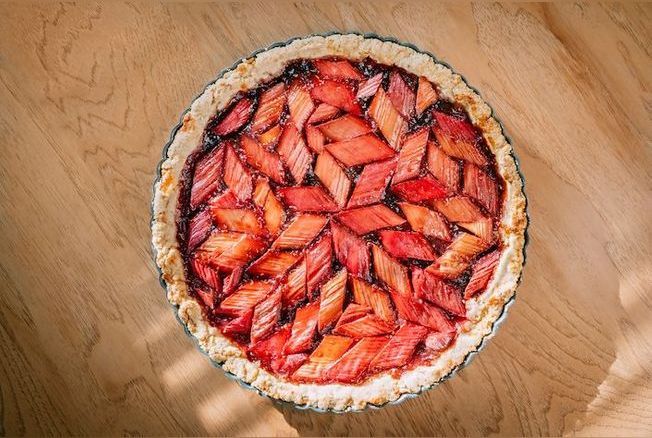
xmin=314 ymin=59 xmax=364 ymax=81
xmin=223 ymin=144 xmax=253 ymax=202
xmin=305 ymin=124 xmax=325 ymax=153
xmin=369 ymin=323 xmax=429 ymax=371
xmin=250 ymin=82 xmax=286 ymax=133
xmin=278 ymin=186 xmax=339 ymax=213
xmin=197 ymin=231 xmax=267 ymax=272
xmin=190 ymin=146 xmax=225 ymax=209
xmin=219 ymin=280 xmax=274 ymax=316
xmin=391 ymin=173 xmax=448 ymax=202
xmin=347 ymin=158 xmax=397 ymax=208
xmin=356 ymin=73 xmax=382 ymax=100
xmin=277 ymin=124 xmax=313 ymax=184
xmin=213 ymin=98 xmax=253 ymax=136
xmin=426 ymin=232 xmax=490 ymax=279
xmin=239 ymin=134 xmax=286 ymax=184
xmin=464 ymin=250 xmax=500 ymax=299
xmin=427 ymin=142 xmax=460 ymax=192
xmin=331 ymin=221 xmax=370 ymax=279
xmin=326 ymin=134 xmax=395 ymax=167
xmin=271 ymin=214 xmax=328 ymax=250
xmin=287 ymin=83 xmax=314 ymax=131
xmin=187 ymin=209 xmax=213 ymax=251
xmin=326 ymin=336 xmax=388 ymax=383
xmin=463 ymin=163 xmax=499 ymax=215
xmin=293 ymin=335 xmax=354 ymax=381
xmin=415 ymin=76 xmax=439 ymax=115
xmin=284 ymin=301 xmax=320 ymax=354
xmin=379 ymin=230 xmax=437 ymax=261
xmin=336 ymin=204 xmax=406 ymax=235
xmin=314 ymin=151 xmax=351 ymax=207
xmin=211 ymin=207 xmax=264 ymax=235
xmin=192 ymin=256 xmax=221 ymax=291
xmin=283 ymin=257 xmax=306 ymax=307
xmin=369 ymin=88 xmax=406 ymax=150
xmin=371 ymin=245 xmax=412 ymax=296
xmin=434 ymin=196 xmax=484 ymax=223
xmin=412 ymin=268 xmax=465 ymax=316
xmin=390 ymin=290 xmax=454 ymax=333
xmin=350 ymin=277 xmax=396 ymax=323
xmin=252 ymin=179 xmax=286 ymax=235
xmin=387 ymin=71 xmax=415 ymax=117
xmin=311 ymin=79 xmax=362 ymax=115
xmin=305 ymin=232 xmax=333 ymax=294
xmin=308 ymin=103 xmax=340 ymax=124
xmin=258 ymin=124 xmax=281 ymax=147
xmin=393 ymin=128 xmax=428 ymax=184
xmin=398 ymin=202 xmax=451 ymax=241
xmin=247 ymin=250 xmax=300 ymax=277
xmin=317 ymin=114 xmax=371 ymax=141
xmin=318 ymin=270 xmax=347 ymax=332
xmin=433 ymin=111 xmax=487 ymax=166
xmin=250 ymin=287 xmax=282 ymax=343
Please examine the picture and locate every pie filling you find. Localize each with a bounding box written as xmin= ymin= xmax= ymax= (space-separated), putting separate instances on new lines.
xmin=177 ymin=57 xmax=505 ymax=385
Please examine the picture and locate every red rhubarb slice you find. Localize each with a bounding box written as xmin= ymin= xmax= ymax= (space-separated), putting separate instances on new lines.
xmin=293 ymin=335 xmax=354 ymax=381
xmin=393 ymin=128 xmax=429 ymax=184
xmin=372 ymin=245 xmax=413 ymax=296
xmin=426 ymin=232 xmax=490 ymax=279
xmin=347 ymin=158 xmax=397 ymax=208
xmin=318 ymin=270 xmax=347 ymax=332
xmin=350 ymin=277 xmax=396 ymax=323
xmin=336 ymin=303 xmax=372 ymax=327
xmin=247 ymin=250 xmax=300 ymax=277
xmin=458 ymin=217 xmax=494 ymax=242
xmin=463 ymin=163 xmax=499 ymax=215
xmin=258 ymin=124 xmax=281 ymax=147
xmin=379 ymin=230 xmax=437 ymax=261
xmin=191 ymin=255 xmax=222 ymax=291
xmin=271 ymin=214 xmax=328 ymax=250
xmin=310 ymin=79 xmax=362 ymax=115
xmin=390 ymin=290 xmax=454 ymax=333
xmin=211 ymin=207 xmax=264 ymax=235
xmin=433 ymin=111 xmax=487 ymax=166
xmin=415 ymin=76 xmax=438 ymax=115
xmin=277 ymin=124 xmax=313 ymax=184
xmin=278 ymin=186 xmax=339 ymax=213
xmin=391 ymin=173 xmax=448 ymax=202
xmin=250 ymin=287 xmax=282 ymax=343
xmin=326 ymin=134 xmax=395 ymax=167
xmin=317 ymin=114 xmax=372 ymax=141
xmin=190 ymin=146 xmax=225 ymax=209
xmin=369 ymin=88 xmax=406 ymax=150
xmin=250 ymin=82 xmax=286 ymax=133
xmin=314 ymin=152 xmax=351 ymax=207
xmin=336 ymin=204 xmax=406 ymax=235
xmin=188 ymin=209 xmax=213 ymax=251
xmin=223 ymin=144 xmax=253 ymax=202
xmin=219 ymin=280 xmax=274 ymax=316
xmin=306 ymin=232 xmax=333 ymax=294
xmin=369 ymin=323 xmax=429 ymax=371
xmin=308 ymin=103 xmax=340 ymax=124
xmin=282 ymin=257 xmax=306 ymax=307
xmin=222 ymin=310 xmax=253 ymax=336
xmin=195 ymin=287 xmax=217 ymax=309
xmin=434 ymin=196 xmax=484 ymax=223
xmin=398 ymin=202 xmax=451 ymax=241
xmin=387 ymin=71 xmax=415 ymax=117
xmin=326 ymin=336 xmax=388 ymax=383
xmin=464 ymin=250 xmax=500 ymax=299
xmin=252 ymin=179 xmax=286 ymax=235
xmin=427 ymin=142 xmax=460 ymax=192
xmin=239 ymin=134 xmax=286 ymax=184
xmin=331 ymin=221 xmax=370 ymax=279
xmin=284 ymin=301 xmax=320 ymax=354
xmin=314 ymin=59 xmax=364 ymax=81
xmin=334 ymin=313 xmax=395 ymax=338
xmin=356 ymin=73 xmax=382 ymax=100
xmin=197 ymin=231 xmax=267 ymax=272
xmin=207 ymin=190 xmax=239 ymax=209
xmin=223 ymin=266 xmax=243 ymax=296
xmin=287 ymin=83 xmax=314 ymax=131
xmin=412 ymin=267 xmax=465 ymax=316
xmin=305 ymin=124 xmax=325 ymax=153
xmin=249 ymin=325 xmax=291 ymax=362
xmin=213 ymin=98 xmax=253 ymax=136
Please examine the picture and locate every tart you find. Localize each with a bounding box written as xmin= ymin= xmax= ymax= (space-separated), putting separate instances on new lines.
xmin=151 ymin=33 xmax=527 ymax=411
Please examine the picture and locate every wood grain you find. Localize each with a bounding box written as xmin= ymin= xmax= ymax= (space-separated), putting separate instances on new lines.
xmin=0 ymin=2 xmax=650 ymax=436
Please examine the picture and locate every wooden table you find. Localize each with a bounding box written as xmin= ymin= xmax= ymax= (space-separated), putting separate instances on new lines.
xmin=1 ymin=2 xmax=650 ymax=436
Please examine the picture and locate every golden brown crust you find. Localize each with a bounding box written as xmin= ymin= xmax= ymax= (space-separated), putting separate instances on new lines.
xmin=151 ymin=33 xmax=527 ymax=411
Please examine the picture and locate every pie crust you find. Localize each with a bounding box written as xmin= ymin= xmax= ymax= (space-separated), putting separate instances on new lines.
xmin=151 ymin=33 xmax=527 ymax=411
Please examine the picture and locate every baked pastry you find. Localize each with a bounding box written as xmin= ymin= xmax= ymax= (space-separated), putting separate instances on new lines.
xmin=151 ymin=33 xmax=527 ymax=411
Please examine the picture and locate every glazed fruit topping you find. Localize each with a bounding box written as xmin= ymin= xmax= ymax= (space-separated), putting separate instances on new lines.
xmin=178 ymin=56 xmax=505 ymax=384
